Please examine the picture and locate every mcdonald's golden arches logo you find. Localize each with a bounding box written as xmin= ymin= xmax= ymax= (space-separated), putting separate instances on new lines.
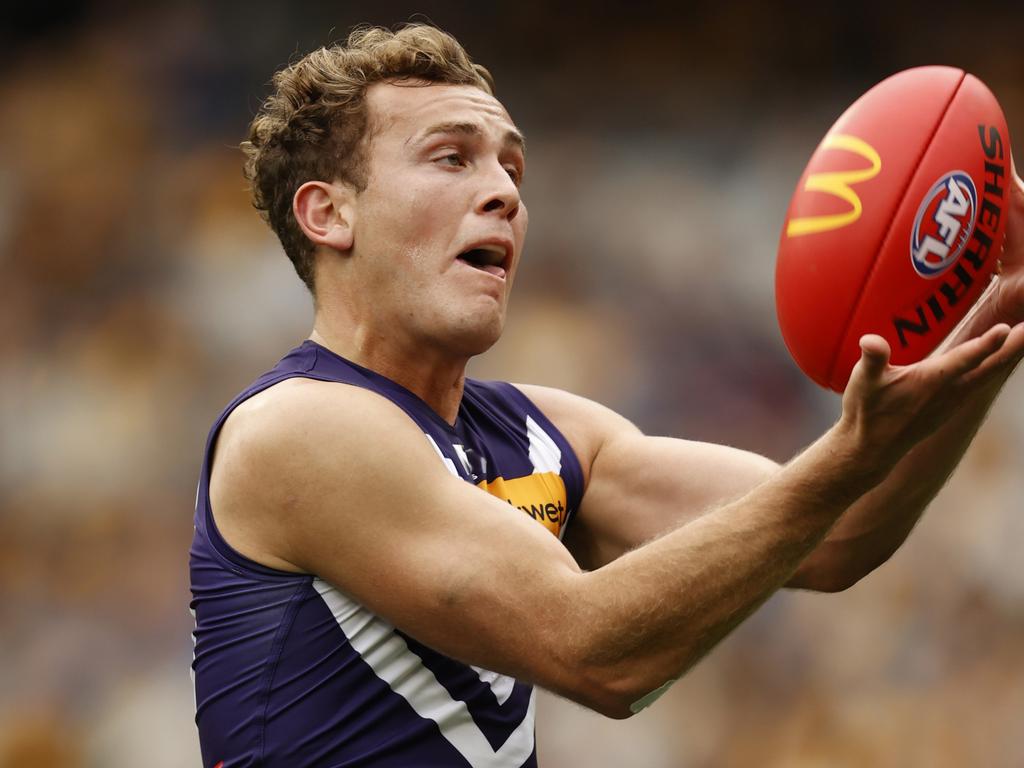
xmin=786 ymin=134 xmax=882 ymax=237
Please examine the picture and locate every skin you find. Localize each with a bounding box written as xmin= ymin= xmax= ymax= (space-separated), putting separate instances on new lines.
xmin=210 ymin=81 xmax=1024 ymax=718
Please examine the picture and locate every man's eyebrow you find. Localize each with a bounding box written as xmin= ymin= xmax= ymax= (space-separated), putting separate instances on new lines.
xmin=412 ymin=121 xmax=526 ymax=152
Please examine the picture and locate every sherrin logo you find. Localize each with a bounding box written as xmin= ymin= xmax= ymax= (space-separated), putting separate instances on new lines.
xmin=910 ymin=171 xmax=978 ymax=278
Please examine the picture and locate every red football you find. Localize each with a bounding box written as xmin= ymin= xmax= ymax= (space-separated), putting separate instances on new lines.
xmin=776 ymin=66 xmax=1011 ymax=391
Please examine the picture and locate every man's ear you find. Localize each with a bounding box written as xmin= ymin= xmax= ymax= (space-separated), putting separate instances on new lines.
xmin=293 ymin=181 xmax=356 ymax=252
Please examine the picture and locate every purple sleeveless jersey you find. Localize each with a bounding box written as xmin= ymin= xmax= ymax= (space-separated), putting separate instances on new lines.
xmin=190 ymin=341 xmax=584 ymax=767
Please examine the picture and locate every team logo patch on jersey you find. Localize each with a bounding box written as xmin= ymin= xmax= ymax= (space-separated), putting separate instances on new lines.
xmin=910 ymin=170 xmax=978 ymax=278
xmin=479 ymin=473 xmax=568 ymax=536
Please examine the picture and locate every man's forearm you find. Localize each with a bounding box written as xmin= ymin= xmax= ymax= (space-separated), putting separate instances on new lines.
xmin=560 ymin=424 xmax=883 ymax=716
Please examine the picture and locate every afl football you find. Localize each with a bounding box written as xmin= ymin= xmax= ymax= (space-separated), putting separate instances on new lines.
xmin=776 ymin=66 xmax=1011 ymax=391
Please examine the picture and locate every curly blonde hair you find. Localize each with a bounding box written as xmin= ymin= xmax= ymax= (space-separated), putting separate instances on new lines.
xmin=242 ymin=24 xmax=494 ymax=291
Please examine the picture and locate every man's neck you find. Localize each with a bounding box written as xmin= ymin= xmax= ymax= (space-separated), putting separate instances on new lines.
xmin=308 ymin=325 xmax=468 ymax=425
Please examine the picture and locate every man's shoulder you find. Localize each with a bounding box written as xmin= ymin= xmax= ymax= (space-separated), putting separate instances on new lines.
xmin=215 ymin=376 xmax=425 ymax=499
xmin=509 ymin=384 xmax=642 ymax=485
xmin=513 ymin=384 xmax=640 ymax=433
xmin=226 ymin=376 xmax=404 ymax=446
xmin=209 ymin=375 xmax=454 ymax=573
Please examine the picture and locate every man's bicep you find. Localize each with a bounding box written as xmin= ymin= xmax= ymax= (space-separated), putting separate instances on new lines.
xmin=571 ymin=433 xmax=780 ymax=567
xmin=573 ymin=439 xmax=781 ymax=569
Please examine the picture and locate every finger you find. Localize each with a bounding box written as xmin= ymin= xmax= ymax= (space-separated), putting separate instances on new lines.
xmin=857 ymin=334 xmax=890 ymax=380
xmin=961 ymin=322 xmax=1024 ymax=385
xmin=941 ymin=323 xmax=1011 ymax=377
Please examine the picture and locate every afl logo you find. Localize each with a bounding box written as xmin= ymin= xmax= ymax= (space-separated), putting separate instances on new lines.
xmin=910 ymin=170 xmax=977 ymax=278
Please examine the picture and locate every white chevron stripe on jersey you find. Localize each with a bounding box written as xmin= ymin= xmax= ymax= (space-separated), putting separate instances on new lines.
xmin=471 ymin=665 xmax=516 ymax=706
xmin=525 ymin=416 xmax=561 ymax=475
xmin=313 ymin=579 xmax=537 ymax=767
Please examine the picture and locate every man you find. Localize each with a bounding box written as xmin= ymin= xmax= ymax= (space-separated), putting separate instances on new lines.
xmin=190 ymin=24 xmax=1024 ymax=768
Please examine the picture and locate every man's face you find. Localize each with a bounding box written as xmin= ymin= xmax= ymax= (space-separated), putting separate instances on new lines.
xmin=346 ymin=81 xmax=527 ymax=358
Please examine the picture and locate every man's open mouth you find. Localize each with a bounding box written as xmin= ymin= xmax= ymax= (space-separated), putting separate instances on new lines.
xmin=456 ymin=245 xmax=508 ymax=277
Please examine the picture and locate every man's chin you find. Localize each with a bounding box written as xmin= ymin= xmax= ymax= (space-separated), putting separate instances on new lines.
xmin=441 ymin=315 xmax=505 ymax=359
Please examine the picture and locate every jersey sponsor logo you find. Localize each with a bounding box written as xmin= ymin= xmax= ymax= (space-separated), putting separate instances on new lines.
xmin=910 ymin=170 xmax=978 ymax=278
xmin=425 ymin=412 xmax=570 ymax=537
xmin=786 ymin=134 xmax=882 ymax=237
xmin=478 ymin=472 xmax=568 ymax=536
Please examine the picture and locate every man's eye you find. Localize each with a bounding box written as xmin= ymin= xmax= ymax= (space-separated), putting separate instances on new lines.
xmin=438 ymin=153 xmax=465 ymax=167
xmin=505 ymin=166 xmax=523 ymax=185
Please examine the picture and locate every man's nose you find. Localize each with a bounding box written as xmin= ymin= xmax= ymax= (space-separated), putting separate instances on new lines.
xmin=476 ymin=162 xmax=521 ymax=221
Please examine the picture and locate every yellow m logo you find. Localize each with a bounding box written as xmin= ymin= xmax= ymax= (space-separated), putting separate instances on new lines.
xmin=786 ymin=134 xmax=882 ymax=237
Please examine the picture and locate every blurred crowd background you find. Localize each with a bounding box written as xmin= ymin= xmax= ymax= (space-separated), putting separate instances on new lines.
xmin=2 ymin=1 xmax=1023 ymax=765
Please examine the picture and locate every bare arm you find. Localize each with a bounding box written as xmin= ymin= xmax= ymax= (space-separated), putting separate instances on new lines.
xmin=211 ymin=326 xmax=1018 ymax=719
